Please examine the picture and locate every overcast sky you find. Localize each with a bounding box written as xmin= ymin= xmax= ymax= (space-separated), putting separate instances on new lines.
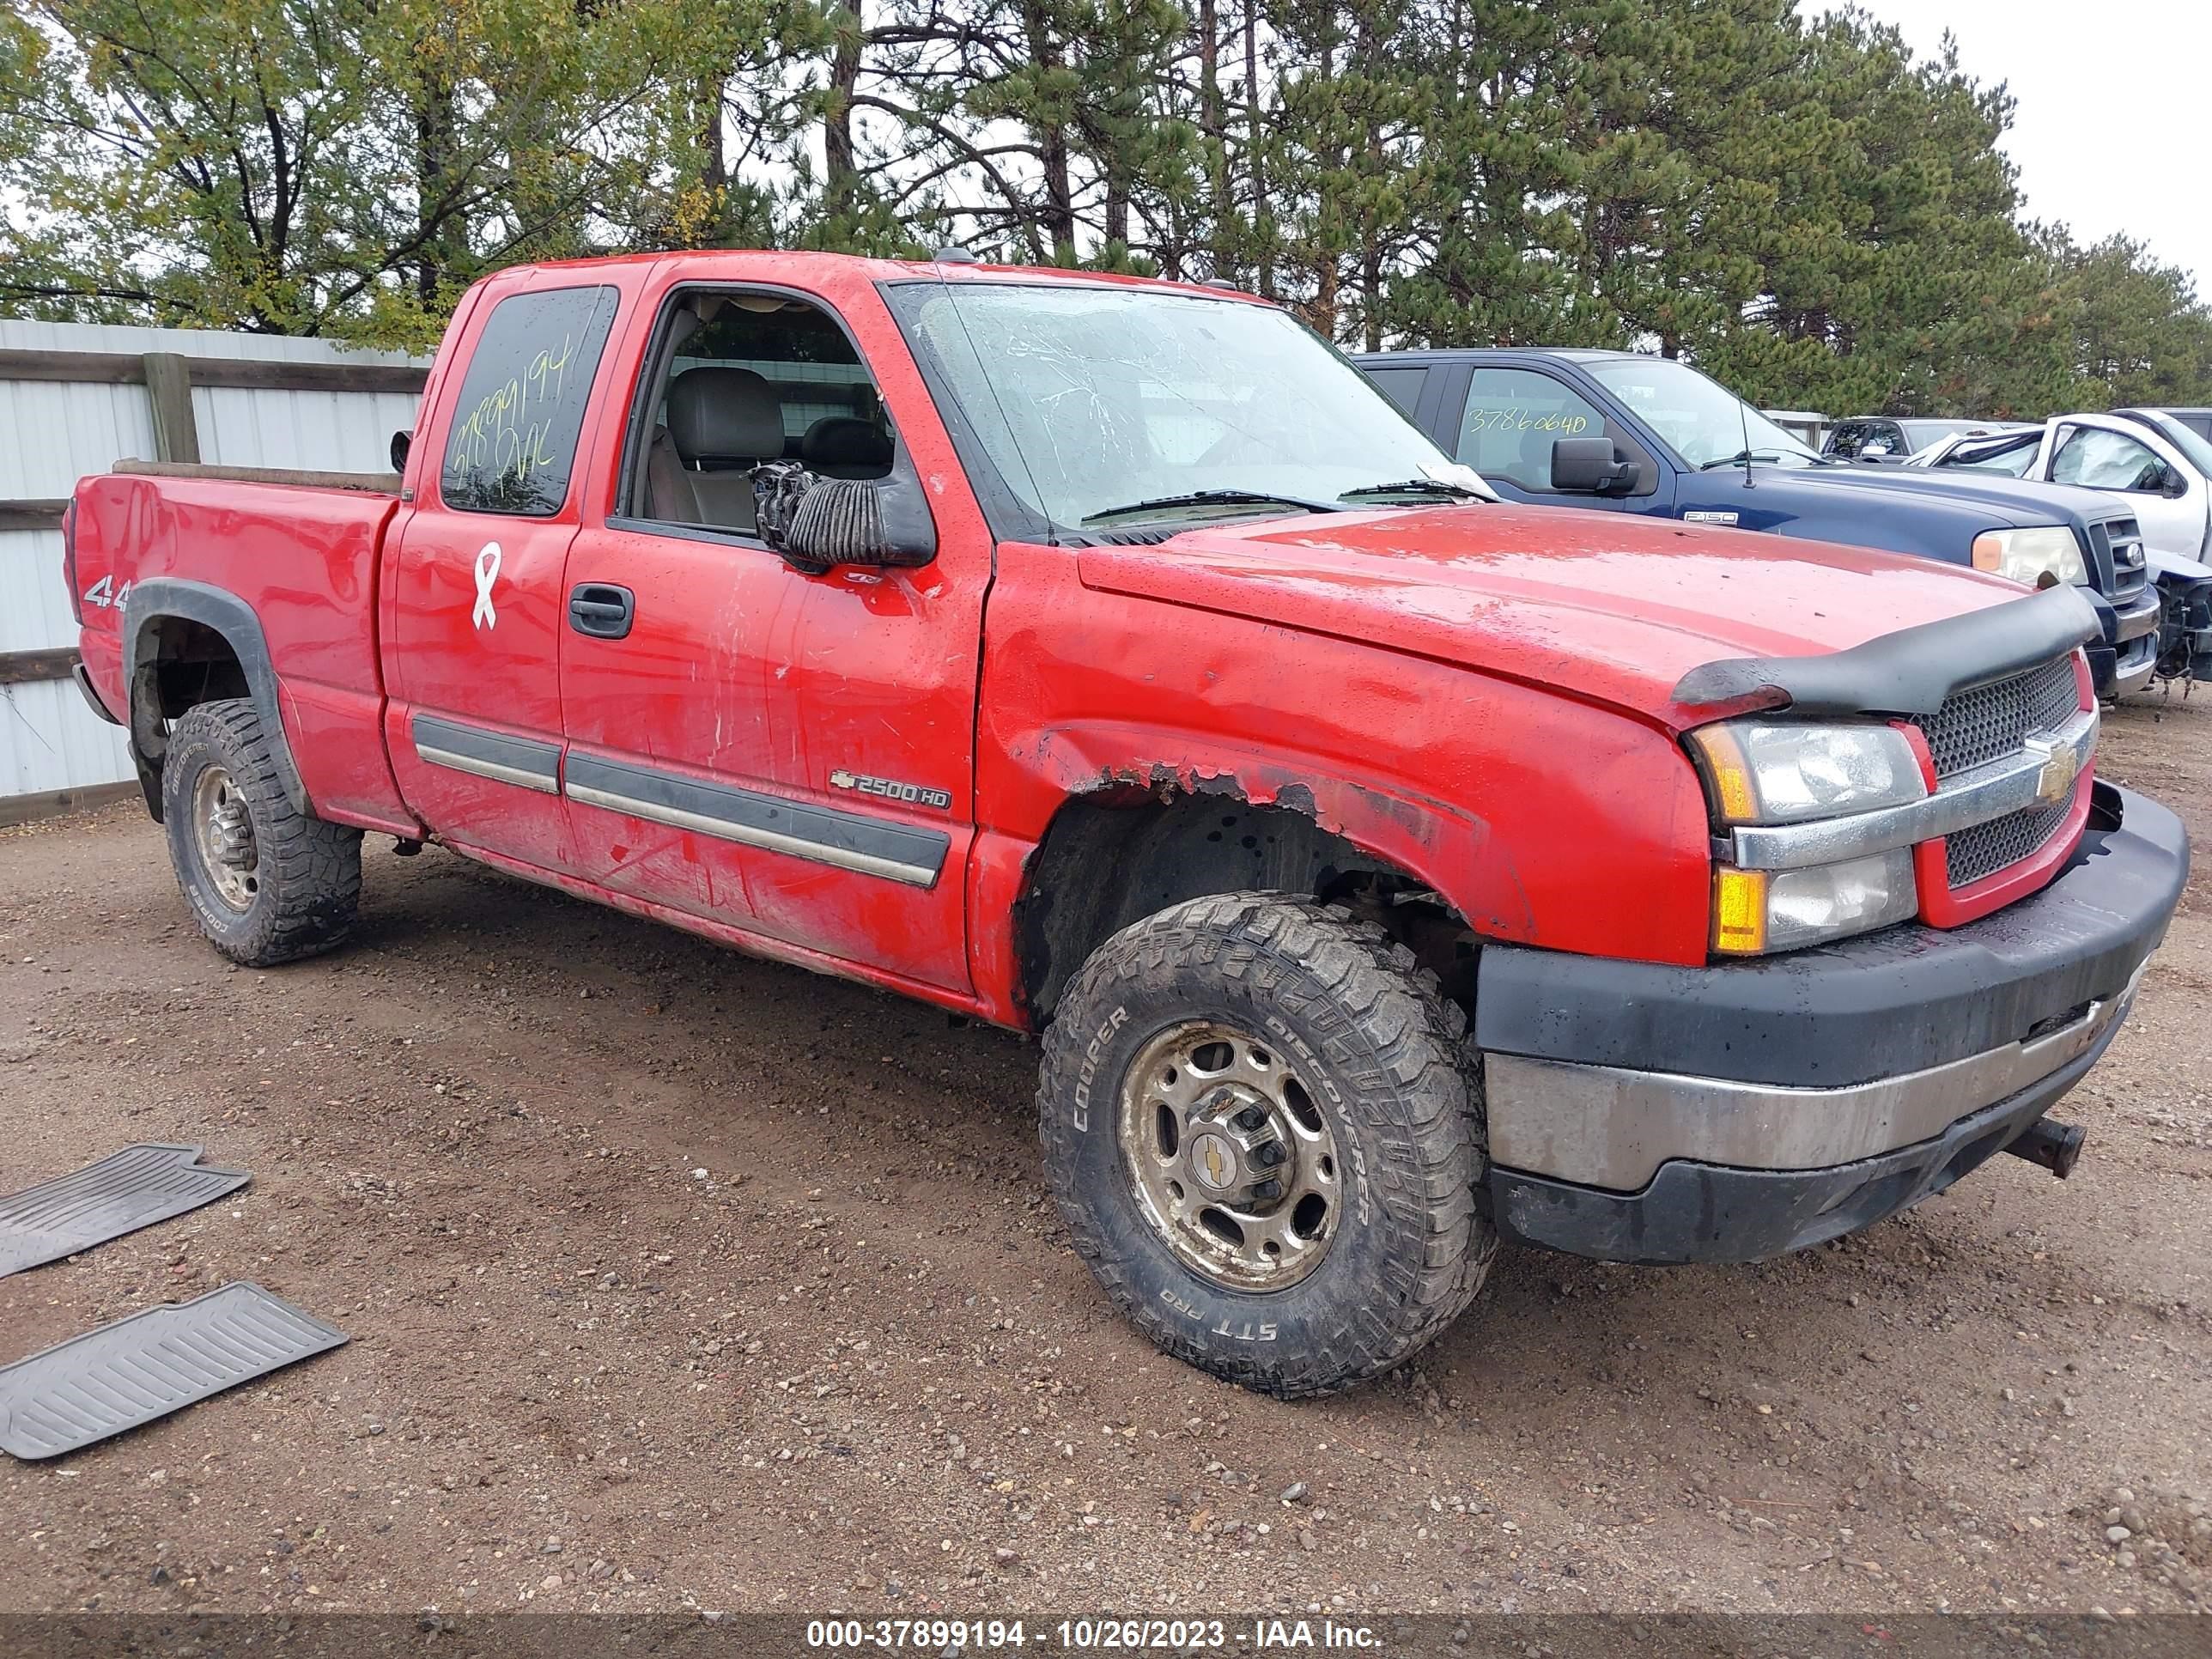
xmin=1841 ymin=1 xmax=2209 ymax=298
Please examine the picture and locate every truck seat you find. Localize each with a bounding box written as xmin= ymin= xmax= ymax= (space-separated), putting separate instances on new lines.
xmin=661 ymin=367 xmax=786 ymax=532
xmin=643 ymin=428 xmax=700 ymax=525
xmin=801 ymin=416 xmax=893 ymax=479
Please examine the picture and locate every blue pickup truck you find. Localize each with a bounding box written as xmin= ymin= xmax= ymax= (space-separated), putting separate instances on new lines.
xmin=1355 ymin=348 xmax=2162 ymax=697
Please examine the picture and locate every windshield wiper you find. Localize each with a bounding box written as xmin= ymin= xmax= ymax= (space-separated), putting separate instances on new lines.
xmin=1698 ymin=449 xmax=1801 ymax=471
xmin=1080 ymin=489 xmax=1340 ymax=526
xmin=1337 ymin=478 xmax=1488 ymax=502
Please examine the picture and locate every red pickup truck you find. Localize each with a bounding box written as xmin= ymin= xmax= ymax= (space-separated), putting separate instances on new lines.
xmin=65 ymin=252 xmax=2188 ymax=1397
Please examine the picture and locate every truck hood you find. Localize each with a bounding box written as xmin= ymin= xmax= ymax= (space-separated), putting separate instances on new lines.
xmin=2148 ymin=544 xmax=2212 ymax=586
xmin=1759 ymin=461 xmax=2118 ymax=529
xmin=1077 ymin=503 xmax=2028 ymax=728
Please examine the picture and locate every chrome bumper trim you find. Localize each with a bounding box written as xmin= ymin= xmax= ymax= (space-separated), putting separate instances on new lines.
xmin=1483 ymin=962 xmax=2143 ymax=1192
xmin=2112 ymin=645 xmax=2158 ymax=697
xmin=2113 ymin=590 xmax=2162 ymax=645
xmin=1728 ymin=708 xmax=2096 ymax=872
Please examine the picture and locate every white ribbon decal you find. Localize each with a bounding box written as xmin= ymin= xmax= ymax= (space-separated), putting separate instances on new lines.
xmin=472 ymin=541 xmax=501 ymax=631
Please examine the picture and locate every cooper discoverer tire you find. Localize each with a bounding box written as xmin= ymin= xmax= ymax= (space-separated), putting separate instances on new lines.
xmin=160 ymin=699 xmax=362 ymax=967
xmin=1038 ymin=892 xmax=1495 ymax=1397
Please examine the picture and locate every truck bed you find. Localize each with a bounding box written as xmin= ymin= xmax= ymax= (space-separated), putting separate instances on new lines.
xmin=70 ymin=463 xmax=412 ymax=833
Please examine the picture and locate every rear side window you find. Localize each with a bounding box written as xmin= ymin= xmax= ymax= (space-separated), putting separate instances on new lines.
xmin=441 ymin=285 xmax=620 ymax=516
xmin=1364 ymin=365 xmax=1428 ymax=418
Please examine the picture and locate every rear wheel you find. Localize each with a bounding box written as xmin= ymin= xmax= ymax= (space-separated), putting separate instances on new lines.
xmin=1038 ymin=893 xmax=1494 ymax=1397
xmin=161 ymin=699 xmax=362 ymax=966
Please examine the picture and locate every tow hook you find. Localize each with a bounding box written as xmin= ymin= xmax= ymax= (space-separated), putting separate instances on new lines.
xmin=2005 ymin=1117 xmax=2087 ymax=1179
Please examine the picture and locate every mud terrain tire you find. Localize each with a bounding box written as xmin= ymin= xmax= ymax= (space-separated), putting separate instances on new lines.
xmin=1038 ymin=893 xmax=1495 ymax=1397
xmin=161 ymin=698 xmax=362 ymax=967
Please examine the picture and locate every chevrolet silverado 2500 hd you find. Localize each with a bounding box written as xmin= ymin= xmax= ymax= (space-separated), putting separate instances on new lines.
xmin=66 ymin=253 xmax=2189 ymax=1397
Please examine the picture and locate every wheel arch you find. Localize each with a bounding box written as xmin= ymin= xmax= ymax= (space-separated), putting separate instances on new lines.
xmin=120 ymin=579 xmax=308 ymax=823
xmin=1013 ymin=768 xmax=1485 ymax=1024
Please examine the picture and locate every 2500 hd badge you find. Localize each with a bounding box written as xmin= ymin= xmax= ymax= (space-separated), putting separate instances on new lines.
xmin=830 ymin=768 xmax=952 ymax=811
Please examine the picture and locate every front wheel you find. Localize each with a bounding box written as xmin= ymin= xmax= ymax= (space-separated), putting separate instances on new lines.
xmin=1037 ymin=894 xmax=1495 ymax=1397
xmin=161 ymin=699 xmax=362 ymax=967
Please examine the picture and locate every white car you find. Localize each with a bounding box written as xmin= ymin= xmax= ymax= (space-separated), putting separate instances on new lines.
xmin=1911 ymin=409 xmax=2212 ymax=561
xmin=1914 ymin=410 xmax=2212 ymax=683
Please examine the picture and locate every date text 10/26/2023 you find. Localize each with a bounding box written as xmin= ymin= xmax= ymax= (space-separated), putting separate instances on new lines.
xmin=805 ymin=1618 xmax=1384 ymax=1650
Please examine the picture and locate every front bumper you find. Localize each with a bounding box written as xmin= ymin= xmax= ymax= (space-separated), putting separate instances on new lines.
xmin=2087 ymin=586 xmax=2162 ymax=697
xmin=1474 ymin=781 xmax=2187 ymax=1265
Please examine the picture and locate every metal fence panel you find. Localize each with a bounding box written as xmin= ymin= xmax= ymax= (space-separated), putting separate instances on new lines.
xmin=192 ymin=386 xmax=422 ymax=472
xmin=0 ymin=677 xmax=132 ymax=798
xmin=0 ymin=320 xmax=428 ymax=811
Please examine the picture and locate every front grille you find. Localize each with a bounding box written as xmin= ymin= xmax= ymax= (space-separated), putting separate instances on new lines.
xmin=1944 ymin=779 xmax=2081 ymax=888
xmin=1911 ymin=655 xmax=2081 ymax=780
xmin=2095 ymin=516 xmax=2149 ymax=602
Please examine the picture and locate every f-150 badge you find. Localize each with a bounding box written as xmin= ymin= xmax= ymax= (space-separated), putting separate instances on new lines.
xmin=830 ymin=769 xmax=951 ymax=811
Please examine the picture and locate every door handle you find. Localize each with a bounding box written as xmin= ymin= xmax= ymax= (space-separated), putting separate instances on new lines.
xmin=568 ymin=582 xmax=635 ymax=640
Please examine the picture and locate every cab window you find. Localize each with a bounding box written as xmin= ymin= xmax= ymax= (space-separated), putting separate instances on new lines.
xmin=1455 ymin=368 xmax=1612 ymax=491
xmin=2051 ymin=427 xmax=2167 ymax=493
xmin=1824 ymin=421 xmax=1870 ymax=458
xmin=441 ymin=285 xmax=619 ymax=516
xmin=1826 ymin=420 xmax=1901 ymax=459
xmin=622 ymin=291 xmax=893 ymax=538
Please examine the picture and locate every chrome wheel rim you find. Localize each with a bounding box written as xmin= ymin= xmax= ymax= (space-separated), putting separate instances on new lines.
xmin=1117 ymin=1020 xmax=1342 ymax=1291
xmin=191 ymin=765 xmax=260 ymax=911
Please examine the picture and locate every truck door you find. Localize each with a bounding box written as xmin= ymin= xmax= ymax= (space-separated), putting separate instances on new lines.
xmin=554 ymin=275 xmax=986 ymax=994
xmin=1437 ymin=365 xmax=1667 ymax=514
xmin=385 ymin=276 xmax=623 ymax=873
xmin=2047 ymin=421 xmax=2204 ymax=559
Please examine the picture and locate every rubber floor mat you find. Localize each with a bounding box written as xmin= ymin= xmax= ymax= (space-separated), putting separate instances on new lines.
xmin=0 ymin=1143 xmax=250 ymax=1278
xmin=0 ymin=1282 xmax=346 ymax=1460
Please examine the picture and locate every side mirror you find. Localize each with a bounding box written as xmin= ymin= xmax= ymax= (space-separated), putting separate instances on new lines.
xmin=2163 ymin=467 xmax=2191 ymax=498
xmin=754 ymin=461 xmax=937 ymax=574
xmin=390 ymin=429 xmax=412 ymax=473
xmin=1551 ymin=435 xmax=1640 ymax=495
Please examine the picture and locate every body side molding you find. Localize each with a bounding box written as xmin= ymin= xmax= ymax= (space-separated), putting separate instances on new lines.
xmin=564 ymin=752 xmax=951 ymax=888
xmin=410 ymin=713 xmax=562 ymax=794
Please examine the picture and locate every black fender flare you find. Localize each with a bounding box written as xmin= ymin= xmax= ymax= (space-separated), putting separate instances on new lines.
xmin=120 ymin=578 xmax=310 ymax=823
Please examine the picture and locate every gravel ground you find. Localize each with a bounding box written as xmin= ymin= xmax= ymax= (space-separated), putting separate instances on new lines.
xmin=0 ymin=696 xmax=2208 ymax=1622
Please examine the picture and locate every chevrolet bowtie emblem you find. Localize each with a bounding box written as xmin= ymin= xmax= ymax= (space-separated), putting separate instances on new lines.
xmin=2028 ymin=736 xmax=2080 ymax=806
xmin=1203 ymin=1143 xmax=1229 ymax=1184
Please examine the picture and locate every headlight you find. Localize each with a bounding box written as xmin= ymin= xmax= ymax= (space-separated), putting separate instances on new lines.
xmin=1971 ymin=526 xmax=2087 ymax=587
xmin=1686 ymin=721 xmax=1925 ymax=824
xmin=1712 ymin=850 xmax=1917 ymax=954
xmin=1688 ymin=720 xmax=1929 ymax=954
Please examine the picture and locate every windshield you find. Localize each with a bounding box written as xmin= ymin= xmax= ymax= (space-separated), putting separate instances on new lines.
xmin=1900 ymin=419 xmax=1984 ymax=451
xmin=884 ymin=282 xmax=1485 ymax=532
xmin=1582 ymin=357 xmax=1824 ymax=469
xmin=1934 ymin=432 xmax=2039 ymax=476
xmin=2133 ymin=411 xmax=2212 ymax=480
